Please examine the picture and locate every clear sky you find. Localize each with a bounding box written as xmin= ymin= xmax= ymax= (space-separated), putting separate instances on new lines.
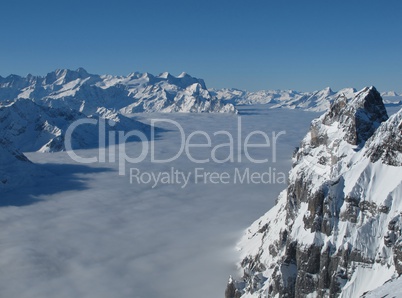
xmin=1 ymin=0 xmax=401 ymax=92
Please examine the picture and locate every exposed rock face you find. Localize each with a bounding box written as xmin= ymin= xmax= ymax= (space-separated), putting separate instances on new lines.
xmin=321 ymin=87 xmax=387 ymax=145
xmin=232 ymin=87 xmax=402 ymax=297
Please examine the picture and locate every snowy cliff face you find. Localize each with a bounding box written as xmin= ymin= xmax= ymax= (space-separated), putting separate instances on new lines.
xmin=0 ymin=69 xmax=236 ymax=114
xmin=230 ymin=87 xmax=402 ymax=297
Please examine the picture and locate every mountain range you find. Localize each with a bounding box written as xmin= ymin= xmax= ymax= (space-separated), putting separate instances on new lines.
xmin=0 ymin=68 xmax=236 ymax=114
xmin=211 ymin=87 xmax=402 ymax=112
xmin=1 ymin=68 xmax=400 ymax=114
xmin=0 ymin=68 xmax=237 ymax=191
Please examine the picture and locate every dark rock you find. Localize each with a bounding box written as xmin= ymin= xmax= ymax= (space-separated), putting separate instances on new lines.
xmin=378 ymin=205 xmax=390 ymax=214
xmin=393 ymin=240 xmax=402 ymax=276
xmin=225 ymin=280 xmax=236 ymax=298
xmin=304 ymin=188 xmax=326 ymax=232
xmin=340 ymin=196 xmax=360 ymax=223
xmin=323 ymin=87 xmax=388 ymax=145
xmin=296 ymin=243 xmax=321 ymax=274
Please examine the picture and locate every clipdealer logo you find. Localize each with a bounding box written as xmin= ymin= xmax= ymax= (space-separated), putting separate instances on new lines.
xmin=64 ymin=117 xmax=287 ymax=187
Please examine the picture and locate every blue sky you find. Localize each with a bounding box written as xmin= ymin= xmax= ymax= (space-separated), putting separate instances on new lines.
xmin=1 ymin=0 xmax=401 ymax=92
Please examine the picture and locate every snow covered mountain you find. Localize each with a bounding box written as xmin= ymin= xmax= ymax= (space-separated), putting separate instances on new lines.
xmin=0 ymin=98 xmax=151 ymax=153
xmin=0 ymin=68 xmax=235 ymax=192
xmin=381 ymin=91 xmax=401 ymax=97
xmin=210 ymin=87 xmax=356 ymax=112
xmin=210 ymin=88 xmax=303 ymax=106
xmin=227 ymin=87 xmax=402 ymax=297
xmin=212 ymin=87 xmax=402 ymax=113
xmin=0 ymin=68 xmax=236 ymax=114
xmin=381 ymin=92 xmax=402 ymax=115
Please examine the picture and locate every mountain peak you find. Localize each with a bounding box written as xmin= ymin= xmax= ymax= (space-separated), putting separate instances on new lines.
xmin=76 ymin=67 xmax=89 ymax=75
xmin=177 ymin=72 xmax=188 ymax=78
xmin=45 ymin=68 xmax=91 ymax=85
xmin=322 ymin=86 xmax=388 ymax=145
xmin=141 ymin=72 xmax=154 ymax=80
xmin=157 ymin=72 xmax=172 ymax=79
xmin=322 ymin=86 xmax=333 ymax=93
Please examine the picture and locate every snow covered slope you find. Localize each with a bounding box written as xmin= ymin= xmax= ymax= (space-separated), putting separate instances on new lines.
xmin=0 ymin=68 xmax=236 ymax=114
xmin=361 ymin=276 xmax=402 ymax=297
xmin=228 ymin=87 xmax=402 ymax=297
xmin=0 ymin=99 xmax=151 ymax=152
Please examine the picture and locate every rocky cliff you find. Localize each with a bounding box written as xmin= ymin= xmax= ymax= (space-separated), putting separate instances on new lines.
xmin=228 ymin=87 xmax=402 ymax=297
